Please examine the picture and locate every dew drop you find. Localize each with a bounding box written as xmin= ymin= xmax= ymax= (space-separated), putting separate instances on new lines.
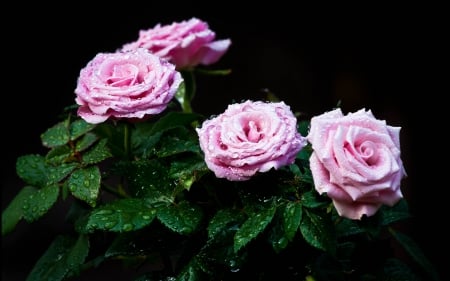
xmin=104 ymin=222 xmax=116 ymax=229
xmin=122 ymin=224 xmax=133 ymax=231
xmin=96 ymin=209 xmax=113 ymax=215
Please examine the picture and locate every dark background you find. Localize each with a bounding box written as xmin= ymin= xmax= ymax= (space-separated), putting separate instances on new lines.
xmin=2 ymin=4 xmax=446 ymax=280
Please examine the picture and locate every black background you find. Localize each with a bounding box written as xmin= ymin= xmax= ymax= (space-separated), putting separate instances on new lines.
xmin=2 ymin=4 xmax=446 ymax=280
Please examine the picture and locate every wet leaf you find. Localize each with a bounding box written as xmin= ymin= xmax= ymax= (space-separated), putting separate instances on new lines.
xmin=283 ymin=201 xmax=302 ymax=241
xmin=301 ymin=190 xmax=329 ymax=209
xmin=380 ymin=199 xmax=411 ymax=226
xmin=157 ymin=201 xmax=203 ymax=235
xmin=78 ymin=198 xmax=156 ymax=233
xmin=169 ymin=154 xmax=209 ymax=191
xmin=67 ymin=166 xmax=101 ymax=207
xmin=116 ymin=159 xmax=174 ymax=203
xmin=47 ymin=163 xmax=78 ymax=185
xmin=207 ymin=208 xmax=245 ymax=239
xmin=70 ymin=119 xmax=96 ymax=140
xmin=155 ymin=131 xmax=201 ymax=157
xmin=26 ymin=234 xmax=89 ymax=281
xmin=41 ymin=120 xmax=70 ymax=148
xmin=75 ymin=132 xmax=98 ymax=152
xmin=23 ymin=184 xmax=60 ymax=222
xmin=81 ymin=138 xmax=112 ymax=165
xmin=2 ymin=186 xmax=37 ymax=235
xmin=16 ymin=154 xmax=48 ymax=187
xmin=234 ymin=202 xmax=276 ymax=253
xmin=46 ymin=145 xmax=72 ymax=165
xmin=300 ymin=208 xmax=336 ymax=254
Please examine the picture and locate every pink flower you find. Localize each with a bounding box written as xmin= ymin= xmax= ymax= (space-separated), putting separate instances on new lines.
xmin=196 ymin=100 xmax=307 ymax=181
xmin=121 ymin=17 xmax=231 ymax=69
xmin=75 ymin=48 xmax=183 ymax=124
xmin=307 ymin=108 xmax=407 ymax=220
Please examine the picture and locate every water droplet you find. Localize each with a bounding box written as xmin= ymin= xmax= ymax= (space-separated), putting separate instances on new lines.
xmin=104 ymin=222 xmax=116 ymax=229
xmin=230 ymin=268 xmax=240 ymax=273
xmin=122 ymin=224 xmax=133 ymax=231
xmin=96 ymin=209 xmax=113 ymax=215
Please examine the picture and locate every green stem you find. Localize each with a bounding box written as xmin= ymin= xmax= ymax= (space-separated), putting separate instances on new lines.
xmin=180 ymin=70 xmax=196 ymax=113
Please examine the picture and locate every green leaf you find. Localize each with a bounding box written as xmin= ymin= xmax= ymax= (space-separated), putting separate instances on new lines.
xmin=105 ymin=232 xmax=143 ymax=258
xmin=157 ymin=201 xmax=203 ymax=235
xmin=300 ymin=208 xmax=336 ymax=254
xmin=234 ymin=202 xmax=276 ymax=253
xmin=155 ymin=129 xmax=201 ymax=157
xmin=16 ymin=155 xmax=77 ymax=188
xmin=207 ymin=208 xmax=245 ymax=239
xmin=176 ymin=260 xmax=204 ymax=281
xmin=93 ymin=122 xmax=128 ymax=158
xmin=41 ymin=120 xmax=70 ymax=148
xmin=46 ymin=145 xmax=72 ymax=165
xmin=132 ymin=130 xmax=163 ymax=158
xmin=380 ymin=199 xmax=411 ymax=226
xmin=267 ymin=208 xmax=290 ymax=253
xmin=301 ymin=189 xmax=329 ymax=209
xmin=16 ymin=154 xmax=48 ymax=187
xmin=75 ymin=132 xmax=98 ymax=152
xmin=335 ymin=217 xmax=365 ymax=238
xmin=47 ymin=163 xmax=78 ymax=185
xmin=297 ymin=120 xmax=310 ymax=136
xmin=2 ymin=186 xmax=37 ymax=235
xmin=23 ymin=184 xmax=60 ymax=222
xmin=390 ymin=229 xmax=440 ymax=281
xmin=116 ymin=159 xmax=174 ymax=203
xmin=26 ymin=234 xmax=89 ymax=281
xmin=67 ymin=166 xmax=101 ymax=207
xmin=283 ymin=201 xmax=302 ymax=241
xmin=69 ymin=118 xmax=96 ymax=140
xmin=78 ymin=198 xmax=157 ymax=233
xmin=169 ymin=154 xmax=209 ymax=191
xmin=81 ymin=138 xmax=112 ymax=165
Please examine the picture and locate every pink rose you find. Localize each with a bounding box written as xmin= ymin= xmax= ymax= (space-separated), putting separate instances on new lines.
xmin=75 ymin=48 xmax=183 ymax=124
xmin=121 ymin=17 xmax=231 ymax=69
xmin=196 ymin=100 xmax=307 ymax=181
xmin=307 ymin=108 xmax=407 ymax=220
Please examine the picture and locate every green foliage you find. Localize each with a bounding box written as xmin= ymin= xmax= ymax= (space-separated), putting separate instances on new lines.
xmin=26 ymin=234 xmax=89 ymax=281
xmin=2 ymin=186 xmax=37 ymax=235
xmin=76 ymin=198 xmax=157 ymax=233
xmin=2 ymin=72 xmax=439 ymax=281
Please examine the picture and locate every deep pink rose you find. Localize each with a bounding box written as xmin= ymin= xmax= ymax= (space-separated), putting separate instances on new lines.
xmin=75 ymin=48 xmax=183 ymax=124
xmin=196 ymin=100 xmax=307 ymax=181
xmin=307 ymin=108 xmax=407 ymax=220
xmin=121 ymin=17 xmax=231 ymax=69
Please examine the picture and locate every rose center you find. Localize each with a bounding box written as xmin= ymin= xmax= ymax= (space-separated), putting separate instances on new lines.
xmin=106 ymin=64 xmax=139 ymax=87
xmin=243 ymin=120 xmax=262 ymax=142
xmin=358 ymin=140 xmax=378 ymax=165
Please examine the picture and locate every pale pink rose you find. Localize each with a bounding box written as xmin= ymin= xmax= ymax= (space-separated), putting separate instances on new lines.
xmin=307 ymin=108 xmax=407 ymax=220
xmin=196 ymin=100 xmax=307 ymax=181
xmin=75 ymin=48 xmax=183 ymax=124
xmin=121 ymin=17 xmax=231 ymax=69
